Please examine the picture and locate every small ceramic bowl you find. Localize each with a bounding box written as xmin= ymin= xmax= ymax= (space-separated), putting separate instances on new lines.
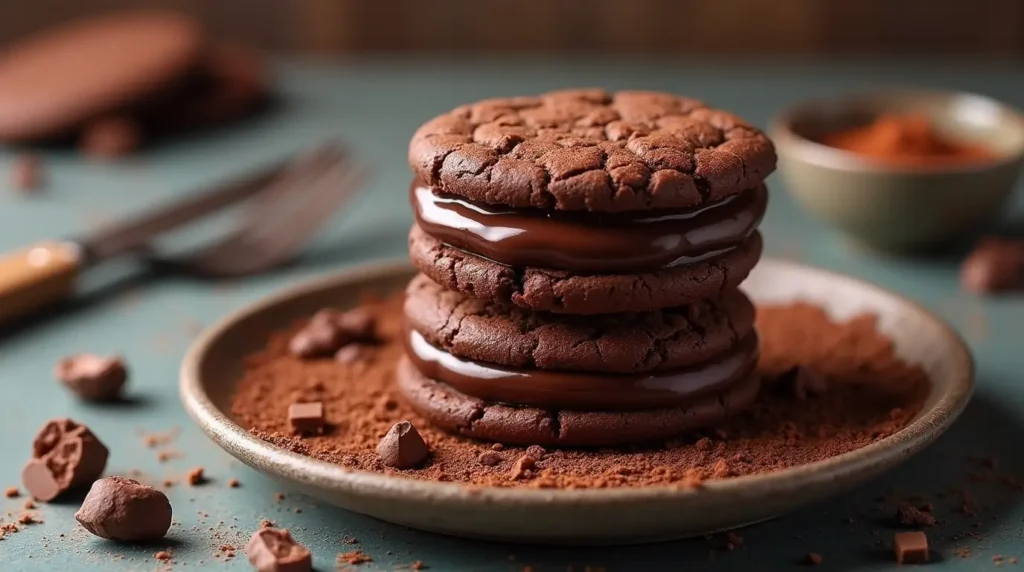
xmin=771 ymin=90 xmax=1024 ymax=253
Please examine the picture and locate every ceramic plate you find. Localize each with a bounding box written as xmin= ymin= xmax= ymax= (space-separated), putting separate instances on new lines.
xmin=180 ymin=258 xmax=973 ymax=545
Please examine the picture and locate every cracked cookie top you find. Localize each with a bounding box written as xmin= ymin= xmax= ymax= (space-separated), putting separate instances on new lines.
xmin=408 ymin=88 xmax=776 ymax=213
xmin=404 ymin=274 xmax=755 ymax=374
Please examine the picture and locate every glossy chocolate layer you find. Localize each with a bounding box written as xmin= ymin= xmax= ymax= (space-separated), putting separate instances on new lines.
xmin=411 ymin=180 xmax=767 ymax=274
xmin=405 ymin=328 xmax=759 ymax=411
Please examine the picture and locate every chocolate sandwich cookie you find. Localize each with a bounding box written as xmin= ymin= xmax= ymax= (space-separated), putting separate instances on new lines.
xmin=396 ymin=357 xmax=761 ymax=447
xmin=409 ymin=224 xmax=762 ymax=315
xmin=404 ymin=273 xmax=755 ymax=374
xmin=0 ymin=12 xmax=204 ymax=143
xmin=409 ymin=89 xmax=775 ymax=213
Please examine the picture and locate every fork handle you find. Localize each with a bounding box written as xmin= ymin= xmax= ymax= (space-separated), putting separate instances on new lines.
xmin=0 ymin=241 xmax=82 ymax=326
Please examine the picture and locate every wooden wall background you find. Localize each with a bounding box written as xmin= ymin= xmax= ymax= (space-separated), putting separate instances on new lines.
xmin=3 ymin=0 xmax=1023 ymax=56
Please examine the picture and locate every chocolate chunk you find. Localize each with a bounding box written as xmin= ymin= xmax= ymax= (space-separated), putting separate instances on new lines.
xmin=186 ymin=467 xmax=206 ymax=486
xmin=334 ymin=308 xmax=377 ymax=341
xmin=376 ymin=421 xmax=429 ymax=469
xmin=288 ymin=402 xmax=325 ymax=434
xmin=525 ymin=445 xmax=546 ymax=459
xmin=961 ymin=238 xmax=1024 ymax=293
xmin=9 ymin=154 xmax=41 ymax=192
xmin=80 ymin=116 xmax=142 ymax=159
xmin=335 ymin=344 xmax=371 ymax=364
xmin=288 ymin=322 xmax=344 ymax=358
xmin=53 ymin=354 xmax=128 ymax=401
xmin=896 ymin=503 xmax=935 ymax=527
xmin=74 ymin=476 xmax=172 ymax=541
xmin=21 ymin=419 xmax=108 ymax=501
xmin=478 ymin=451 xmax=502 ymax=466
xmin=246 ymin=528 xmax=312 ymax=572
xmin=510 ymin=455 xmax=536 ymax=480
xmin=780 ymin=366 xmax=827 ymax=400
xmin=894 ymin=531 xmax=929 ymax=564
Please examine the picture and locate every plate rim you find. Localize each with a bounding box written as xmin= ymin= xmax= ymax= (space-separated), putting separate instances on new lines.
xmin=180 ymin=257 xmax=974 ymax=506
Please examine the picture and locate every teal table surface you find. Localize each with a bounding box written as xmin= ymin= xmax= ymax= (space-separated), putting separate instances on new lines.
xmin=2 ymin=59 xmax=1024 ymax=571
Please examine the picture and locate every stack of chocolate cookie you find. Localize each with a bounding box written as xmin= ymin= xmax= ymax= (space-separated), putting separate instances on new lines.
xmin=399 ymin=89 xmax=775 ymax=446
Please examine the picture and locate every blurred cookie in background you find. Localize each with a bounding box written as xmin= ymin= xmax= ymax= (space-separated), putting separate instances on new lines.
xmin=0 ymin=11 xmax=271 ymax=157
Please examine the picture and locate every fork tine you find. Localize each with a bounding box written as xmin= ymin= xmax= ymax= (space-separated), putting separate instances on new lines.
xmin=166 ymin=151 xmax=366 ymax=277
xmin=219 ymin=158 xmax=367 ymax=273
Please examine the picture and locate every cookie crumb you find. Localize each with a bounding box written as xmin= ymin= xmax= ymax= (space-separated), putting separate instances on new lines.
xmin=9 ymin=155 xmax=42 ymax=192
xmin=259 ymin=519 xmax=274 ymax=528
xmin=804 ymin=552 xmax=822 ymax=565
xmin=338 ymin=550 xmax=373 ymax=565
xmin=227 ymin=479 xmax=240 ymax=488
xmin=4 ymin=487 xmax=18 ymax=498
xmin=510 ymin=456 xmax=536 ymax=480
xmin=343 ymin=536 xmax=359 ymax=544
xmin=478 ymin=451 xmax=502 ymax=466
xmin=154 ymin=551 xmax=172 ymax=561
xmin=274 ymin=493 xmax=286 ymax=502
xmin=23 ymin=500 xmax=35 ymax=510
xmin=896 ymin=503 xmax=935 ymax=527
xmin=186 ymin=467 xmax=206 ymax=486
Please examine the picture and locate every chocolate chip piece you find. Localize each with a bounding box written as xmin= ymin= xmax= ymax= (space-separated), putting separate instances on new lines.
xmin=780 ymin=366 xmax=827 ymax=400
xmin=9 ymin=154 xmax=41 ymax=192
xmin=335 ymin=344 xmax=371 ymax=364
xmin=334 ymin=308 xmax=377 ymax=341
xmin=478 ymin=451 xmax=502 ymax=466
xmin=246 ymin=528 xmax=312 ymax=572
xmin=74 ymin=476 xmax=172 ymax=541
xmin=961 ymin=238 xmax=1024 ymax=293
xmin=894 ymin=531 xmax=929 ymax=564
xmin=288 ymin=402 xmax=324 ymax=435
xmin=510 ymin=456 xmax=536 ymax=480
xmin=21 ymin=419 xmax=108 ymax=501
xmin=54 ymin=354 xmax=128 ymax=401
xmin=288 ymin=323 xmax=344 ymax=359
xmin=80 ymin=116 xmax=142 ymax=159
xmin=376 ymin=421 xmax=429 ymax=469
xmin=896 ymin=503 xmax=935 ymax=527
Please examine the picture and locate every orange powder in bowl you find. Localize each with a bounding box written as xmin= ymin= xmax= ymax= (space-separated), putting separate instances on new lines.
xmin=820 ymin=114 xmax=994 ymax=166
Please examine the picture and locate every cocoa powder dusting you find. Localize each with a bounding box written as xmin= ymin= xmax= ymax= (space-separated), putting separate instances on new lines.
xmin=231 ymin=296 xmax=930 ymax=489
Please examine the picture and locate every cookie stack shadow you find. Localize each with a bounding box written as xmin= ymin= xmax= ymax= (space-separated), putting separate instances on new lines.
xmin=398 ymin=89 xmax=776 ymax=447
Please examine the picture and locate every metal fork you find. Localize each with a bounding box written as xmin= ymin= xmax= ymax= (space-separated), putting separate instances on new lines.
xmin=146 ymin=145 xmax=366 ymax=278
xmin=0 ymin=143 xmax=365 ymax=325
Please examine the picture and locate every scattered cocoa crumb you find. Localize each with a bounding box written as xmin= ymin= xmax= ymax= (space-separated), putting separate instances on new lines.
xmin=142 ymin=429 xmax=179 ymax=448
xmin=259 ymin=519 xmax=274 ymax=528
xmin=956 ymin=547 xmax=971 ymax=558
xmin=274 ymin=493 xmax=286 ymax=502
xmin=725 ymin=531 xmax=744 ymax=550
xmin=510 ymin=456 xmax=535 ymax=480
xmin=343 ymin=536 xmax=359 ymax=544
xmin=491 ymin=443 xmax=504 ymax=451
xmin=186 ymin=467 xmax=206 ymax=486
xmin=227 ymin=479 xmax=240 ymax=488
xmin=155 ymin=551 xmax=171 ymax=561
xmin=22 ymin=501 xmax=34 ymax=510
xmin=412 ymin=561 xmax=426 ymax=570
xmin=9 ymin=155 xmax=42 ymax=192
xmin=156 ymin=451 xmax=180 ymax=463
xmin=338 ymin=550 xmax=373 ymax=565
xmin=3 ymin=487 xmax=18 ymax=498
xmin=478 ymin=451 xmax=502 ymax=466
xmin=17 ymin=514 xmax=37 ymax=525
xmin=804 ymin=552 xmax=822 ymax=565
xmin=162 ymin=480 xmax=175 ymax=488
xmin=896 ymin=503 xmax=935 ymax=527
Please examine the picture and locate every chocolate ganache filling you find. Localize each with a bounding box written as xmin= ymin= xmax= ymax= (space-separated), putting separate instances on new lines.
xmin=405 ymin=328 xmax=759 ymax=411
xmin=411 ymin=179 xmax=768 ymax=274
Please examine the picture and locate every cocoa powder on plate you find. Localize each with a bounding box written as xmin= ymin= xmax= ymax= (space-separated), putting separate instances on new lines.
xmin=231 ymin=295 xmax=930 ymax=489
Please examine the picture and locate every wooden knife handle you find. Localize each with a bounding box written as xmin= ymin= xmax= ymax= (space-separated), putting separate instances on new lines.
xmin=0 ymin=242 xmax=81 ymax=325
